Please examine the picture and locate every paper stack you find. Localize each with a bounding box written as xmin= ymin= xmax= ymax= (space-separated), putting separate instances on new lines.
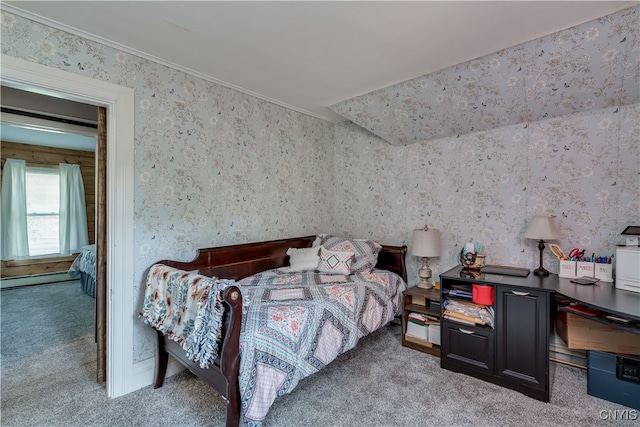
xmin=443 ymin=299 xmax=494 ymax=328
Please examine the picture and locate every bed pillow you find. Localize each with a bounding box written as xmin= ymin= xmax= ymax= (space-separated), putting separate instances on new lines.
xmin=286 ymin=246 xmax=320 ymax=272
xmin=316 ymin=246 xmax=354 ymax=275
xmin=314 ymin=234 xmax=382 ymax=273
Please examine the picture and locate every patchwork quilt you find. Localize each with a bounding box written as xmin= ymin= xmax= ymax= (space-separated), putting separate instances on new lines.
xmin=237 ymin=267 xmax=406 ymax=426
xmin=68 ymin=244 xmax=97 ymax=297
xmin=140 ymin=265 xmax=406 ymax=426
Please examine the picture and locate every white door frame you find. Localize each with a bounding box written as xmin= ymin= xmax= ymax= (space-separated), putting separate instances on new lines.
xmin=1 ymin=55 xmax=135 ymax=398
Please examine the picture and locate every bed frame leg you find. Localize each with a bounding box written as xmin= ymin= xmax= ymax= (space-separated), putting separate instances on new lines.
xmin=154 ymin=330 xmax=169 ymax=389
xmin=225 ymin=384 xmax=241 ymax=427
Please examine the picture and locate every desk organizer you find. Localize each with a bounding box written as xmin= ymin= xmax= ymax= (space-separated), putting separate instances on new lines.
xmin=594 ymin=262 xmax=613 ymax=282
xmin=577 ymin=261 xmax=595 ymax=278
xmin=559 ymin=260 xmax=578 ymax=278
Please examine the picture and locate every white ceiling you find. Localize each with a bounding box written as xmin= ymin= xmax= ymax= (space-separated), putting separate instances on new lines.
xmin=0 ymin=122 xmax=96 ymax=152
xmin=1 ymin=85 xmax=97 ymax=151
xmin=4 ymin=1 xmax=637 ymax=122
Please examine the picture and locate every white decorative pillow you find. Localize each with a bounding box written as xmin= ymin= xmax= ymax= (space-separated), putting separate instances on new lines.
xmin=317 ymin=246 xmax=354 ymax=275
xmin=286 ymin=247 xmax=320 ymax=272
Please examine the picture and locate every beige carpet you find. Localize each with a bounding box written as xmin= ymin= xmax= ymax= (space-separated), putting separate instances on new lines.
xmin=1 ymin=282 xmax=636 ymax=426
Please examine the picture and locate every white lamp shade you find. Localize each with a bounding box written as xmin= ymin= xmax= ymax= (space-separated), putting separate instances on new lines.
xmin=524 ymin=216 xmax=561 ymax=241
xmin=412 ymin=228 xmax=441 ymax=257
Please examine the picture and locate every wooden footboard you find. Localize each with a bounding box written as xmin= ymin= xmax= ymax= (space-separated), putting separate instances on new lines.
xmin=154 ymin=285 xmax=243 ymax=427
xmin=151 ymin=235 xmax=407 ymax=427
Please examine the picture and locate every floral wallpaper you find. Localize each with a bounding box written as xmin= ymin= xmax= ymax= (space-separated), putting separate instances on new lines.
xmin=1 ymin=10 xmax=335 ymax=362
xmin=330 ymin=6 xmax=639 ymax=147
xmin=329 ymin=5 xmax=639 ymax=284
xmin=2 ymin=5 xmax=639 ymax=369
xmin=332 ymin=103 xmax=639 ymax=285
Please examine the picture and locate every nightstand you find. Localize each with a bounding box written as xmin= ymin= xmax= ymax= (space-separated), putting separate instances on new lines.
xmin=401 ymin=286 xmax=441 ymax=356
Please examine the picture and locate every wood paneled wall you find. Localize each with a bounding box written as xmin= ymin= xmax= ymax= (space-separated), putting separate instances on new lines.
xmin=0 ymin=141 xmax=95 ymax=277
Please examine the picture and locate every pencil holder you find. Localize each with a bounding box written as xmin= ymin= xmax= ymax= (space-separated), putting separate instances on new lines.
xmin=559 ymin=260 xmax=577 ymax=278
xmin=594 ymin=262 xmax=613 ymax=282
xmin=576 ymin=261 xmax=595 ymax=278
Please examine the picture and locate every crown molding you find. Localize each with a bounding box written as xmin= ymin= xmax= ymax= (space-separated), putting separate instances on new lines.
xmin=2 ymin=4 xmax=340 ymax=123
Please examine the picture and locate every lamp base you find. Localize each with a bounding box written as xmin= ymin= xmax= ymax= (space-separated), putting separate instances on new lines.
xmin=534 ymin=239 xmax=550 ymax=277
xmin=417 ymin=257 xmax=434 ymax=288
xmin=416 ymin=279 xmax=434 ymax=289
xmin=533 ymin=267 xmax=550 ymax=277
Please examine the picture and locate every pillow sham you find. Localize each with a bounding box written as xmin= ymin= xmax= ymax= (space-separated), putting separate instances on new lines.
xmin=286 ymin=246 xmax=320 ymax=272
xmin=314 ymin=234 xmax=382 ymax=273
xmin=316 ymin=246 xmax=354 ymax=275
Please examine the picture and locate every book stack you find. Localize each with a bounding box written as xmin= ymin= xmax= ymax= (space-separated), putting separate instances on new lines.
xmin=407 ymin=312 xmax=429 ymax=340
xmin=447 ymin=289 xmax=473 ymax=299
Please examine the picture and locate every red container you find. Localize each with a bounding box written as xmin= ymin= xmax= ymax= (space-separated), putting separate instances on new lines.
xmin=472 ymin=284 xmax=494 ymax=306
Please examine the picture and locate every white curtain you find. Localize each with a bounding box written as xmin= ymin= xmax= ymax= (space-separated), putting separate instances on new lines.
xmin=1 ymin=159 xmax=30 ymax=260
xmin=59 ymin=163 xmax=89 ymax=254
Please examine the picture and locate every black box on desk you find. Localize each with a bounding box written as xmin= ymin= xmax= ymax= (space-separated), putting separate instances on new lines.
xmin=587 ymin=350 xmax=640 ymax=410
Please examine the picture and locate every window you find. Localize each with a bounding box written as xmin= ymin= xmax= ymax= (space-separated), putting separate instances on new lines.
xmin=2 ymin=160 xmax=88 ymax=260
xmin=25 ymin=167 xmax=60 ymax=256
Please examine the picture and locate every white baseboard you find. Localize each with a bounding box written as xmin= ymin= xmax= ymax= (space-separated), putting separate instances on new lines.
xmin=0 ymin=272 xmax=74 ymax=289
xmin=131 ymin=355 xmax=186 ymax=392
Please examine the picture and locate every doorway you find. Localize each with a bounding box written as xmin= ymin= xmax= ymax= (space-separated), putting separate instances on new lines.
xmin=1 ymin=86 xmax=106 ymax=381
xmin=1 ymin=54 xmax=136 ymax=397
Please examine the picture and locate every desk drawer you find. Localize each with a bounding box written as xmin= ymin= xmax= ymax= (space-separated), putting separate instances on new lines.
xmin=441 ymin=320 xmax=494 ymax=374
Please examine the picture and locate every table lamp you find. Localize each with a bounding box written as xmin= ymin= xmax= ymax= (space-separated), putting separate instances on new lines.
xmin=412 ymin=225 xmax=442 ymax=288
xmin=524 ymin=215 xmax=561 ymax=276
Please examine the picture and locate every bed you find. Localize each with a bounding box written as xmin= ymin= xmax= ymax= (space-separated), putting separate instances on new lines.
xmin=67 ymin=244 xmax=96 ymax=297
xmin=140 ymin=235 xmax=407 ymax=427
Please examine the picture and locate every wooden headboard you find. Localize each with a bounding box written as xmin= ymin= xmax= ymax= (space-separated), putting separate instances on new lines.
xmin=376 ymin=243 xmax=408 ymax=283
xmin=158 ymin=235 xmax=408 ymax=283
